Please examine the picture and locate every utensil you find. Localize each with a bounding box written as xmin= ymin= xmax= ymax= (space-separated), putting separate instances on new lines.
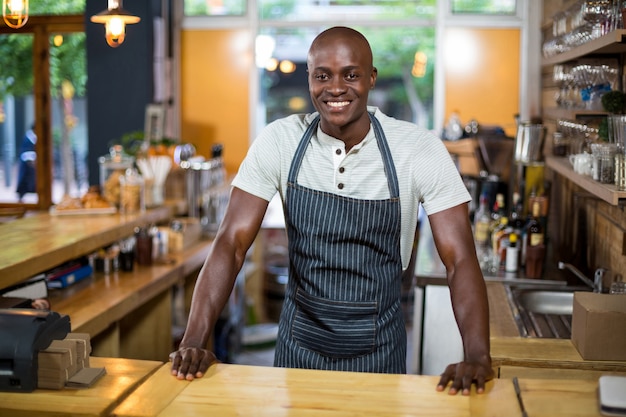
xmin=513 ymin=377 xmax=529 ymax=417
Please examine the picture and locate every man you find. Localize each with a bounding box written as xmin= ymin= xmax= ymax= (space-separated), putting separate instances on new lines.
xmin=16 ymin=124 xmax=37 ymax=201
xmin=170 ymin=26 xmax=493 ymax=395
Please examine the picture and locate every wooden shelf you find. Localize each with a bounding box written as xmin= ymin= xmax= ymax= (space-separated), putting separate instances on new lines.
xmin=0 ymin=207 xmax=172 ymax=290
xmin=542 ymin=29 xmax=626 ymax=66
xmin=542 ymin=107 xmax=608 ymax=122
xmin=546 ymin=156 xmax=626 ymax=205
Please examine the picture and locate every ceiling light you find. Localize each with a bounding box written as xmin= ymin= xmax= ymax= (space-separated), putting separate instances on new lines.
xmin=91 ymin=0 xmax=140 ymax=48
xmin=2 ymin=0 xmax=28 ymax=29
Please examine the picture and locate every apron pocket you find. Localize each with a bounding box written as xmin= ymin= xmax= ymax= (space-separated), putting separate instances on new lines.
xmin=292 ymin=289 xmax=377 ymax=358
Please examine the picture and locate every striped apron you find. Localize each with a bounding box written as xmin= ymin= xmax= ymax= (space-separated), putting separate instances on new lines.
xmin=274 ymin=113 xmax=406 ymax=374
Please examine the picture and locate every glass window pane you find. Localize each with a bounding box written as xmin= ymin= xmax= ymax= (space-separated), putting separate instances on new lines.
xmin=30 ymin=0 xmax=85 ymax=15
xmin=50 ymin=32 xmax=89 ymax=203
xmin=259 ymin=0 xmax=436 ymax=21
xmin=185 ymin=0 xmax=246 ymax=16
xmin=450 ymin=0 xmax=517 ymax=15
xmin=258 ymin=25 xmax=435 ymax=129
xmin=0 ymin=33 xmax=37 ymax=204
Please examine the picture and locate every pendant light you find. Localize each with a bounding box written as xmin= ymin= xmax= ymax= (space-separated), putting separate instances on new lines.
xmin=91 ymin=0 xmax=140 ymax=48
xmin=2 ymin=0 xmax=29 ymax=29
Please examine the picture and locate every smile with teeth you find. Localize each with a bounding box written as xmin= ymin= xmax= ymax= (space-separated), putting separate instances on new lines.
xmin=327 ymin=101 xmax=350 ymax=108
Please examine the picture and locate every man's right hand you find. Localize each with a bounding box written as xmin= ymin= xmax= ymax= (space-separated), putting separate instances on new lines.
xmin=169 ymin=347 xmax=219 ymax=380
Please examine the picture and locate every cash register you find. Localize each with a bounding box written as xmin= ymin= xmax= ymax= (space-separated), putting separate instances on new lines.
xmin=0 ymin=309 xmax=70 ymax=392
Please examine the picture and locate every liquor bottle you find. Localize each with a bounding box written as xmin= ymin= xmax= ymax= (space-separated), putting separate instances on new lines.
xmin=526 ymin=201 xmax=544 ymax=248
xmin=509 ymin=192 xmax=525 ymax=234
xmin=488 ymin=193 xmax=506 ymax=239
xmin=505 ymin=232 xmax=519 ymax=272
xmin=473 ymin=194 xmax=491 ymax=246
xmin=494 ymin=218 xmax=513 ymax=270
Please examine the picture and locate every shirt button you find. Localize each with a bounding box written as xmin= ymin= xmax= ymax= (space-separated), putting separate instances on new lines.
xmin=335 ymin=149 xmax=342 ymax=155
xmin=337 ymin=183 xmax=344 ymax=190
xmin=339 ymin=167 xmax=345 ymax=173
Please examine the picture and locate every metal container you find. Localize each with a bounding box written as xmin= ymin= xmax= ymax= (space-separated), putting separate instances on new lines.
xmin=181 ymin=157 xmax=228 ymax=237
xmin=514 ymin=123 xmax=546 ymax=163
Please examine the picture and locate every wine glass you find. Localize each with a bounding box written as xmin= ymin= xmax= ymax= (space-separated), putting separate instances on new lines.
xmin=581 ymin=0 xmax=612 ymax=39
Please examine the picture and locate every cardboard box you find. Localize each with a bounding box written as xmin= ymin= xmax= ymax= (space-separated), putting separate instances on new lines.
xmin=571 ymin=292 xmax=626 ymax=361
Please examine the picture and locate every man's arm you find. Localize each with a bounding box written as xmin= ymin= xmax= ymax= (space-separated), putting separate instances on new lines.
xmin=428 ymin=202 xmax=493 ymax=395
xmin=170 ymin=187 xmax=270 ymax=380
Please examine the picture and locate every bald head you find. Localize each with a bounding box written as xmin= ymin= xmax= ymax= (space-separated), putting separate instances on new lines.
xmin=307 ymin=27 xmax=374 ymax=71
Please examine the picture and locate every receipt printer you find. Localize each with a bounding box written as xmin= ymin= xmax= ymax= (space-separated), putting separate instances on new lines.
xmin=0 ymin=308 xmax=70 ymax=392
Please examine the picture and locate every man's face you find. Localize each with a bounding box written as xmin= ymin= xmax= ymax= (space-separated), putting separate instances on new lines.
xmin=307 ymin=36 xmax=376 ymax=135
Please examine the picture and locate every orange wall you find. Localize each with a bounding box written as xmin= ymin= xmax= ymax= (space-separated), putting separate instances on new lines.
xmin=180 ymin=29 xmax=251 ymax=174
xmin=444 ymin=28 xmax=520 ymax=137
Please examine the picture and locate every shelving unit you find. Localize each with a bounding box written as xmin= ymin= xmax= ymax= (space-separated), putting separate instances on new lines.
xmin=542 ymin=29 xmax=626 ymax=206
xmin=542 ymin=29 xmax=626 ymax=66
xmin=546 ymin=156 xmax=626 ymax=205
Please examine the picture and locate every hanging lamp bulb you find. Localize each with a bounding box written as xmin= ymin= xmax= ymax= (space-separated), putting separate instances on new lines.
xmin=90 ymin=0 xmax=140 ymax=48
xmin=2 ymin=0 xmax=29 ymax=29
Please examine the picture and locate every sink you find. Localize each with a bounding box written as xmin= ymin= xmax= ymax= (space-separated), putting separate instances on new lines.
xmin=515 ymin=290 xmax=574 ymax=315
xmin=506 ymin=286 xmax=589 ymax=339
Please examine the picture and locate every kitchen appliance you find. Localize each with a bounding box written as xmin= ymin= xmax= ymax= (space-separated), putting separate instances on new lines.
xmin=0 ymin=309 xmax=70 ymax=392
xmin=514 ymin=123 xmax=546 ymax=163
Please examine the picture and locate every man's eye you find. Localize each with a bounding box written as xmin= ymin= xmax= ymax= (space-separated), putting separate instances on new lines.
xmin=315 ymin=74 xmax=329 ymax=81
xmin=346 ymin=73 xmax=358 ymax=80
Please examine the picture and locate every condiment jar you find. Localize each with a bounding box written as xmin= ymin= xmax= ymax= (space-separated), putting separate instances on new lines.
xmin=99 ymin=145 xmax=134 ymax=208
xmin=119 ymin=168 xmax=145 ymax=214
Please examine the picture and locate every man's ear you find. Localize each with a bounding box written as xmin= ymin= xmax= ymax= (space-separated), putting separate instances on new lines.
xmin=371 ymin=66 xmax=378 ymax=89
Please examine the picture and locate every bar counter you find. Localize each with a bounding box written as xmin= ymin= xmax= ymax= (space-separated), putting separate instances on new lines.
xmin=413 ymin=215 xmax=626 ymax=377
xmin=0 ymin=207 xmax=172 ymax=289
xmin=0 ymin=208 xmax=213 ymax=361
xmin=0 ymin=357 xmax=162 ymax=417
xmin=112 ymin=363 xmax=604 ymax=417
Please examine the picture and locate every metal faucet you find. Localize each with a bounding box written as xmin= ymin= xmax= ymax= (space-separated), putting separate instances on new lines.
xmin=558 ymin=262 xmax=606 ymax=293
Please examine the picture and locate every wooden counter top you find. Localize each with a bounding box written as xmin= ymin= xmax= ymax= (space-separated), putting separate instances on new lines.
xmin=112 ymin=363 xmax=606 ymax=417
xmin=0 ymin=207 xmax=172 ymax=290
xmin=0 ymin=357 xmax=162 ymax=417
xmin=491 ymin=337 xmax=626 ymax=373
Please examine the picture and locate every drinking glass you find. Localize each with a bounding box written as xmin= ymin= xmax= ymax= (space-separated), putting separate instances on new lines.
xmin=582 ymin=0 xmax=612 ymax=38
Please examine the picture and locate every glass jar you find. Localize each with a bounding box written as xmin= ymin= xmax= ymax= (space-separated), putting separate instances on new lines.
xmin=599 ymin=144 xmax=617 ymax=184
xmin=552 ymin=132 xmax=570 ymax=157
xmin=99 ymin=145 xmax=134 ymax=208
xmin=119 ymin=168 xmax=145 ymax=214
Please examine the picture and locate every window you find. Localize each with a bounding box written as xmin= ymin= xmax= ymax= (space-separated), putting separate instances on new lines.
xmin=258 ymin=25 xmax=435 ymax=128
xmin=181 ymin=0 xmax=529 ymax=140
xmin=256 ymin=1 xmax=437 ymax=129
xmin=184 ymin=0 xmax=246 ymax=16
xmin=259 ymin=0 xmax=436 ymax=21
xmin=0 ymin=2 xmax=86 ymax=208
xmin=450 ymin=0 xmax=517 ymax=15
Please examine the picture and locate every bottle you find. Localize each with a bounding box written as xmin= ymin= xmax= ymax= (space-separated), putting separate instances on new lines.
xmin=509 ymin=192 xmax=525 ymax=235
xmin=526 ymin=201 xmax=544 ymax=248
xmin=473 ymin=194 xmax=491 ymax=246
xmin=492 ymin=217 xmax=510 ymax=269
xmin=488 ymin=193 xmax=506 ymax=238
xmin=524 ymin=201 xmax=545 ymax=278
xmin=505 ymin=232 xmax=519 ymax=272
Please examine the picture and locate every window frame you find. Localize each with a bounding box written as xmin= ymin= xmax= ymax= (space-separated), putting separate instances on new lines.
xmin=0 ymin=14 xmax=84 ymax=210
xmin=176 ymin=0 xmax=538 ymax=142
